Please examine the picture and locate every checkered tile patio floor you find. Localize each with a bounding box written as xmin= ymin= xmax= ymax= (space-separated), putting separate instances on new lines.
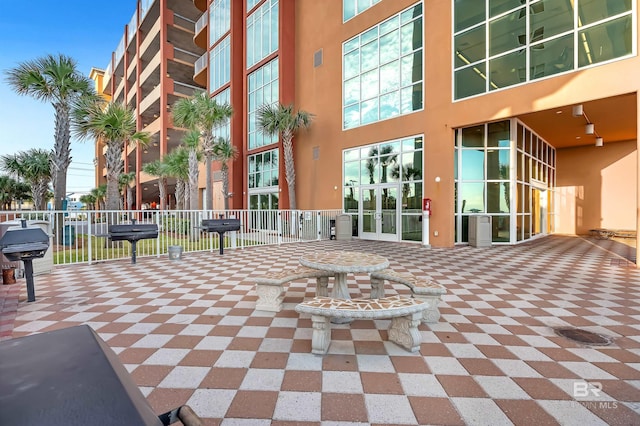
xmin=1 ymin=235 xmax=639 ymax=425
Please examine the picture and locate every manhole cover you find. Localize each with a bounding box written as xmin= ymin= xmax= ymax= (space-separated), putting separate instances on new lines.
xmin=555 ymin=328 xmax=611 ymax=346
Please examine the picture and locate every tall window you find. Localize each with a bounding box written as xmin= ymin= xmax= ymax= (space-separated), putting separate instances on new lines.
xmin=453 ymin=0 xmax=634 ymax=100
xmin=248 ymin=149 xmax=279 ymax=211
xmin=247 ymin=0 xmax=279 ymax=68
xmin=343 ymin=0 xmax=382 ymax=22
xmin=209 ymin=36 xmax=230 ymax=94
xmin=343 ymin=2 xmax=423 ymax=130
xmin=210 ymin=0 xmax=231 ymax=46
xmin=212 ymin=88 xmax=231 ymax=142
xmin=248 ymin=58 xmax=279 ymax=150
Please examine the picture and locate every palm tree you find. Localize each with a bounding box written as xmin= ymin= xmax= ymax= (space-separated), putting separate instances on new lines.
xmin=79 ymin=193 xmax=96 ymax=211
xmin=172 ymin=92 xmax=233 ymax=210
xmin=142 ymin=160 xmax=170 ymax=210
xmin=90 ymin=184 xmax=107 ymax=211
xmin=211 ymin=137 xmax=238 ymax=210
xmin=73 ymin=99 xmax=149 ymax=211
xmin=164 ymin=147 xmax=191 ymax=210
xmin=5 ymin=54 xmax=93 ymax=212
xmin=119 ymin=172 xmax=136 ymax=210
xmin=257 ymin=103 xmax=313 ymax=210
xmin=0 ymin=149 xmax=52 ymax=210
xmin=0 ymin=175 xmax=30 ymax=210
xmin=178 ymin=129 xmax=202 ymax=210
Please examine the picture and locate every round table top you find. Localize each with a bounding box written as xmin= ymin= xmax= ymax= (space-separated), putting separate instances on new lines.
xmin=299 ymin=251 xmax=389 ymax=273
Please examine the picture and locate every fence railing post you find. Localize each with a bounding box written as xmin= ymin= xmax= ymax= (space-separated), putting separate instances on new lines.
xmin=277 ymin=211 xmax=283 ymax=245
xmin=317 ymin=211 xmax=322 ymax=241
xmin=87 ymin=212 xmax=93 ymax=265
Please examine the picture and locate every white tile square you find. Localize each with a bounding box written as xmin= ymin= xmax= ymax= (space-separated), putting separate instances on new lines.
xmin=398 ymin=373 xmax=447 ymax=397
xmin=425 ymin=356 xmax=469 ymax=375
xmin=214 ymin=350 xmax=256 ymax=368
xmin=158 ymin=366 xmax=209 ymax=388
xmin=365 ymin=394 xmax=417 ymax=425
xmin=143 ymin=348 xmax=190 ymax=365
xmin=475 ymin=376 xmax=529 ymax=399
xmin=322 ymin=371 xmax=363 ymax=393
xmin=240 ymin=368 xmax=284 ymax=391
xmin=273 ymin=391 xmax=322 ymax=422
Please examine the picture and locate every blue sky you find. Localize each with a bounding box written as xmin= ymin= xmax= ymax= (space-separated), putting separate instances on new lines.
xmin=0 ymin=1 xmax=137 ymax=193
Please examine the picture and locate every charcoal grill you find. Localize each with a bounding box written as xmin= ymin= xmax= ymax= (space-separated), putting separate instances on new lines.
xmin=201 ymin=218 xmax=241 ymax=255
xmin=107 ymin=220 xmax=158 ymax=264
xmin=0 ymin=219 xmax=49 ymax=302
xmin=0 ymin=325 xmax=202 ymax=425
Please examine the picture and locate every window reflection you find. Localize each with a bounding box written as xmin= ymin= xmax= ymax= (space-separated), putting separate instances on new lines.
xmin=454 ymin=0 xmax=634 ymax=99
xmin=343 ymin=2 xmax=423 ymax=129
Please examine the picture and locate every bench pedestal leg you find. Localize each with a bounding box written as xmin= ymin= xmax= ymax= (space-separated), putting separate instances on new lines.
xmin=310 ymin=315 xmax=331 ymax=354
xmin=316 ymin=277 xmax=329 ymax=297
xmin=413 ymin=294 xmax=440 ymax=323
xmin=370 ymin=277 xmax=386 ymax=299
xmin=255 ymin=284 xmax=284 ymax=312
xmin=388 ymin=312 xmax=422 ymax=352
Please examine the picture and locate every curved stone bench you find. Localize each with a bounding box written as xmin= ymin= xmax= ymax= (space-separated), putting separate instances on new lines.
xmin=254 ymin=266 xmax=334 ymax=312
xmin=370 ymin=269 xmax=446 ymax=323
xmin=295 ymin=295 xmax=426 ymax=354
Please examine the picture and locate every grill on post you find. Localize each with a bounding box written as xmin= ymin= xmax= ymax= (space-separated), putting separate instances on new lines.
xmin=0 ymin=219 xmax=50 ymax=302
xmin=107 ymin=220 xmax=158 ymax=264
xmin=201 ymin=218 xmax=241 ymax=255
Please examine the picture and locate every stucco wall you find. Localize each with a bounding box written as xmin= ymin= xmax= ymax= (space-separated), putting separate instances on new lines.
xmin=556 ymin=140 xmax=637 ymax=235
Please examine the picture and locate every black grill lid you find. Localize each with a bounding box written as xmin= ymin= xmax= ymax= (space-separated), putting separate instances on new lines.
xmin=0 ymin=227 xmax=49 ymax=248
xmin=108 ymin=224 xmax=158 ymax=234
xmin=201 ymin=219 xmax=241 ymax=232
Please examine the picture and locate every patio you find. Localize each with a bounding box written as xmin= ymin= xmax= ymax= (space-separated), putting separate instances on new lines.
xmin=1 ymin=235 xmax=639 ymax=425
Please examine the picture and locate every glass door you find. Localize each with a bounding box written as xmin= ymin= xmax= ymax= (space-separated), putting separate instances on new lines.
xmin=531 ymin=186 xmax=547 ymax=237
xmin=360 ymin=184 xmax=399 ymax=241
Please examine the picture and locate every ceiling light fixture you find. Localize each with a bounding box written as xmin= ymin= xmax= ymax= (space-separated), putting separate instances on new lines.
xmin=595 ymin=137 xmax=603 ymax=147
xmin=585 ymin=123 xmax=594 ymax=135
xmin=572 ymin=104 xmax=583 ymax=116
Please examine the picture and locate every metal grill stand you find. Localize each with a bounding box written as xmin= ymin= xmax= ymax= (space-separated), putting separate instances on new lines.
xmin=0 ymin=219 xmax=50 ymax=302
xmin=201 ymin=219 xmax=241 ymax=255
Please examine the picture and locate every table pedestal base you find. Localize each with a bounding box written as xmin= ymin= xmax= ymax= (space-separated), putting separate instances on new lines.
xmin=330 ymin=272 xmax=352 ymax=324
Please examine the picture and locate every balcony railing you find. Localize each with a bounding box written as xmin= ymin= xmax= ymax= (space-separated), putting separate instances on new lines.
xmin=140 ymin=0 xmax=155 ymax=22
xmin=127 ymin=11 xmax=138 ymax=45
xmin=114 ymin=35 xmax=126 ymax=70
xmin=195 ymin=12 xmax=208 ymax=34
xmin=195 ymin=52 xmax=208 ymax=75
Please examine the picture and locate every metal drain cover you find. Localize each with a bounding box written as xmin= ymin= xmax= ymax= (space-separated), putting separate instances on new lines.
xmin=555 ymin=328 xmax=611 ymax=346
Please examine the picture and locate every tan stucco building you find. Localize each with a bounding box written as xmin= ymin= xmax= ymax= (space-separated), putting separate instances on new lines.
xmin=100 ymin=0 xmax=638 ymax=258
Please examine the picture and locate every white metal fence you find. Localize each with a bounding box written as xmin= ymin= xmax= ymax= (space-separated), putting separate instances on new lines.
xmin=0 ymin=209 xmax=344 ymax=266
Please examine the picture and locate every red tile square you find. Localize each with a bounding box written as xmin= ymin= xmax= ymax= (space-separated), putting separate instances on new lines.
xmin=321 ymin=393 xmax=368 ymax=422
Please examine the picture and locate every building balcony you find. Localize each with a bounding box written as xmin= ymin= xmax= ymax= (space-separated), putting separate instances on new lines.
xmin=193 ymin=52 xmax=207 ymax=86
xmin=193 ymin=0 xmax=207 ymax=13
xmin=194 ymin=12 xmax=207 ymax=49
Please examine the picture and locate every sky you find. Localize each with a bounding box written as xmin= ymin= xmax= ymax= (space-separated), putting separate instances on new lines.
xmin=0 ymin=1 xmax=138 ymax=194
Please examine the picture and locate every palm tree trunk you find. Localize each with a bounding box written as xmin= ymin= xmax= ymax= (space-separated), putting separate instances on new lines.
xmin=105 ymin=142 xmax=124 ymax=211
xmin=175 ymin=180 xmax=185 ymax=210
xmin=203 ymin=134 xmax=214 ymax=211
xmin=282 ymin=131 xmax=297 ymax=210
xmin=221 ymin=164 xmax=229 ymax=210
xmin=52 ymin=102 xmax=72 ymax=240
xmin=188 ymin=150 xmax=199 ymax=210
xmin=159 ymin=178 xmax=167 ymax=210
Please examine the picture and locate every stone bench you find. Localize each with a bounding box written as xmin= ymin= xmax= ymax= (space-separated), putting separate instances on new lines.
xmin=369 ymin=268 xmax=446 ymax=323
xmin=254 ymin=266 xmax=334 ymax=312
xmin=295 ymin=295 xmax=427 ymax=354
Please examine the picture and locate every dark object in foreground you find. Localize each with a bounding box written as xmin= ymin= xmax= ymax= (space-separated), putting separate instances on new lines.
xmin=107 ymin=219 xmax=159 ymax=264
xmin=0 ymin=325 xmax=202 ymax=426
xmin=201 ymin=218 xmax=241 ymax=255
xmin=0 ymin=219 xmax=49 ymax=301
